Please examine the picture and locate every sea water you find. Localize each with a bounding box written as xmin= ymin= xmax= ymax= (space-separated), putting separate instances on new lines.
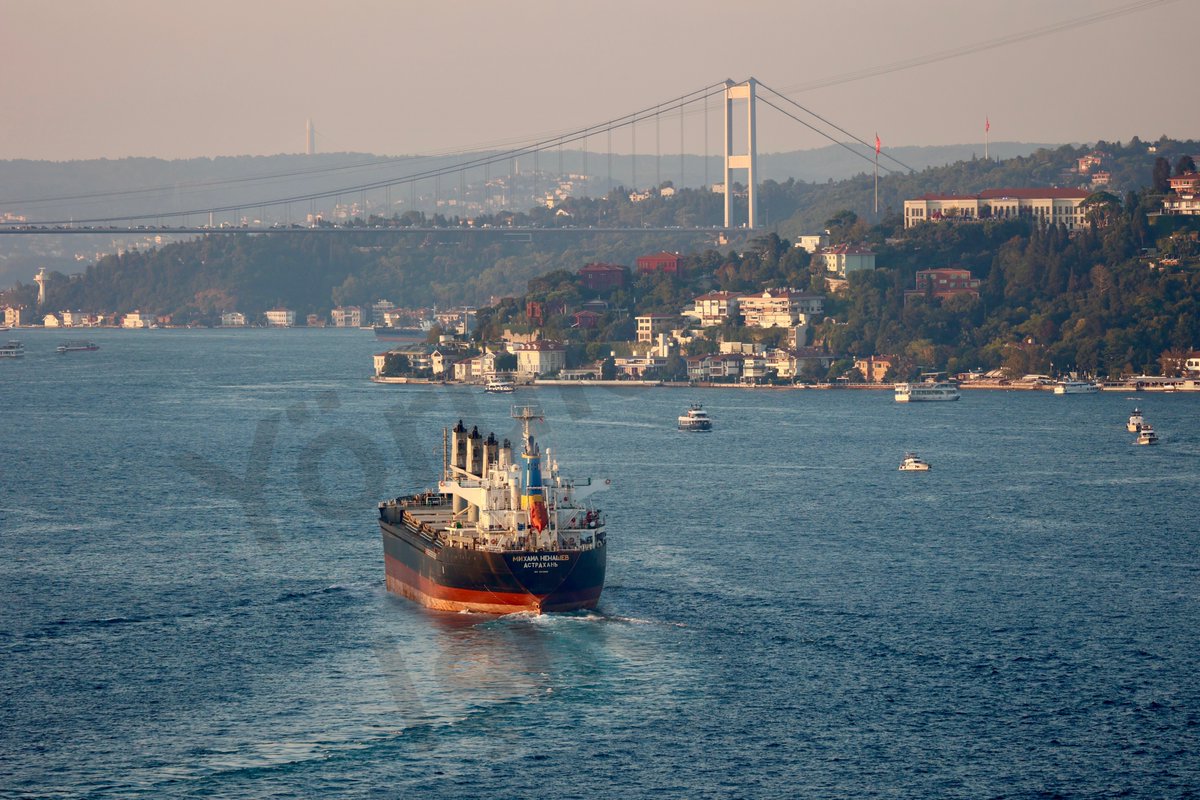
xmin=2 ymin=328 xmax=1199 ymax=798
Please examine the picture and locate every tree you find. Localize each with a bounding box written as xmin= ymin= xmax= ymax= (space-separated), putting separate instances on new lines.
xmin=600 ymin=356 xmax=617 ymax=380
xmin=1174 ymin=155 xmax=1196 ymax=176
xmin=382 ymin=353 xmax=410 ymax=376
xmin=1152 ymin=157 xmax=1172 ymax=193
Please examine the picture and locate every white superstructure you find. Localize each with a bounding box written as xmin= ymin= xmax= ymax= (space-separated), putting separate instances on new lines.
xmin=895 ymin=374 xmax=960 ymax=402
xmin=678 ymin=403 xmax=713 ymax=431
xmin=1053 ymin=379 xmax=1099 ymax=395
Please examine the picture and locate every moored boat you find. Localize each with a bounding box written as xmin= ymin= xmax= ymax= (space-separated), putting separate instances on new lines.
xmin=0 ymin=340 xmax=25 ymax=358
xmin=895 ymin=373 xmax=960 ymax=402
xmin=678 ymin=403 xmax=713 ymax=431
xmin=378 ymin=406 xmax=609 ymax=614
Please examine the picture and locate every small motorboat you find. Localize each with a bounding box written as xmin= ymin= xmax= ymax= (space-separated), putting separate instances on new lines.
xmin=899 ymin=452 xmax=931 ymax=471
xmin=1135 ymin=425 xmax=1158 ymax=445
xmin=483 ymin=378 xmax=515 ymax=394
xmin=1127 ymin=408 xmax=1144 ymax=432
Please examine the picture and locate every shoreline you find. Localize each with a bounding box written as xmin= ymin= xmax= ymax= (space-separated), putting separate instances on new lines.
xmin=371 ymin=377 xmax=1200 ymax=393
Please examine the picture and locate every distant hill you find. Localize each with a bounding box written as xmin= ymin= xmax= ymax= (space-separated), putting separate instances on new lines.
xmin=4 ymin=135 xmax=1197 ymax=318
xmin=0 ymin=141 xmax=1051 ymax=289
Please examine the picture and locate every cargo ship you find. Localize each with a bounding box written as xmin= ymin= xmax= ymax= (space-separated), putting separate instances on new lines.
xmin=378 ymin=405 xmax=609 ymax=613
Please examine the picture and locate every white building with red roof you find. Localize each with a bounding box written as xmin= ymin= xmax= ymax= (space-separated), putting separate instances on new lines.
xmin=904 ymin=188 xmax=1092 ymax=230
xmin=818 ymin=244 xmax=876 ymax=277
xmin=515 ymin=339 xmax=566 ymax=376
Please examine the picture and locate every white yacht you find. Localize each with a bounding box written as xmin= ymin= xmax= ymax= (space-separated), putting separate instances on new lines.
xmin=483 ymin=378 xmax=515 ymax=394
xmin=1135 ymin=425 xmax=1158 ymax=445
xmin=895 ymin=373 xmax=960 ymax=402
xmin=1127 ymin=408 xmax=1145 ymax=432
xmin=1053 ymin=379 xmax=1099 ymax=395
xmin=0 ymin=340 xmax=25 ymax=358
xmin=678 ymin=403 xmax=713 ymax=431
xmin=899 ymin=453 xmax=931 ymax=471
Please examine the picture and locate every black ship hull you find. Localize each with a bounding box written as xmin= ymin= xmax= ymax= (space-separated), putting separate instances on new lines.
xmin=373 ymin=325 xmax=426 ymax=341
xmin=381 ymin=520 xmax=606 ymax=613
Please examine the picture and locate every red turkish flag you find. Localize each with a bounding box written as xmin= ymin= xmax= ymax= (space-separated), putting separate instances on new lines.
xmin=875 ymin=133 xmax=881 ymax=155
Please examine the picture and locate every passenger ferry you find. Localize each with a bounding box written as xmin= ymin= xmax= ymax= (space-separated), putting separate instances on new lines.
xmin=894 ymin=373 xmax=960 ymax=402
xmin=678 ymin=403 xmax=713 ymax=431
xmin=1053 ymin=379 xmax=1099 ymax=394
xmin=0 ymin=340 xmax=25 ymax=358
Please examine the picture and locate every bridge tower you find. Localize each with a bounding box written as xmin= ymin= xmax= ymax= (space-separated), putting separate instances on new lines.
xmin=723 ymin=78 xmax=758 ymax=230
xmin=34 ymin=267 xmax=47 ymax=306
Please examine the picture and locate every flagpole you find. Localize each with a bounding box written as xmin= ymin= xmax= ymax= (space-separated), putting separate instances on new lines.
xmin=985 ymin=115 xmax=989 ymax=161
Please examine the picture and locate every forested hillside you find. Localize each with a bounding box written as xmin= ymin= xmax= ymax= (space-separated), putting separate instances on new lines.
xmin=3 ymin=135 xmax=1197 ymax=380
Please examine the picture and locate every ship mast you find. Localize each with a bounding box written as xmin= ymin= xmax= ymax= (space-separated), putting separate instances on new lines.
xmin=511 ymin=404 xmax=544 ymax=446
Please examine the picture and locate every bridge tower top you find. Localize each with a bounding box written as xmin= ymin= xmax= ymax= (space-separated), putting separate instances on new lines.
xmin=723 ymin=78 xmax=758 ymax=230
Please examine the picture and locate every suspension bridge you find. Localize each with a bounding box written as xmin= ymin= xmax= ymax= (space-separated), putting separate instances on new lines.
xmin=0 ymin=78 xmax=913 ymax=237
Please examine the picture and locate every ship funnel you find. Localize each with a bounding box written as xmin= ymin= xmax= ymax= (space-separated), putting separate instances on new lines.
xmin=467 ymin=425 xmax=483 ymax=477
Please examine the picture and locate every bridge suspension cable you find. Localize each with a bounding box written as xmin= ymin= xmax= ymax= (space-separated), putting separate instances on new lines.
xmin=16 ymin=82 xmax=730 ymax=226
xmin=755 ymin=81 xmax=916 ymax=174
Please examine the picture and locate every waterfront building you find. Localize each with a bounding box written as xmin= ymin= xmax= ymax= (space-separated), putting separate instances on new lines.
xmin=515 ymin=340 xmax=566 ymax=376
xmin=452 ymin=350 xmax=499 ymax=382
xmin=765 ymin=347 xmax=834 ymax=380
xmin=220 ymin=312 xmax=247 ymax=327
xmin=854 ymin=354 xmax=898 ymax=383
xmin=903 ymin=188 xmax=1091 ymax=230
xmin=3 ymin=306 xmax=25 ymax=327
xmin=613 ymin=354 xmax=667 ymax=379
xmin=122 ymin=310 xmax=155 ymax=329
xmin=331 ymin=306 xmax=362 ymax=327
xmin=43 ymin=313 xmax=62 ymax=327
xmin=264 ymin=308 xmax=296 ymax=327
xmin=1185 ymin=351 xmax=1200 ymax=374
xmin=904 ymin=268 xmax=982 ymax=303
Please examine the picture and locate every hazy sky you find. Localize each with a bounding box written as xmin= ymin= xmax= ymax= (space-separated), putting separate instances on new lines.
xmin=2 ymin=0 xmax=1195 ymax=162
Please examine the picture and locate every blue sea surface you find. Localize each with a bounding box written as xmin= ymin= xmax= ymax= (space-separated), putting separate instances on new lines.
xmin=2 ymin=328 xmax=1199 ymax=798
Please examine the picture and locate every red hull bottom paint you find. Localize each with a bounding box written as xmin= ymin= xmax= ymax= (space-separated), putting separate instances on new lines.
xmin=384 ymin=554 xmax=601 ymax=614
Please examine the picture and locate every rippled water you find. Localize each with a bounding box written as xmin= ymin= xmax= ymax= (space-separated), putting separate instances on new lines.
xmin=3 ymin=329 xmax=1199 ymax=798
